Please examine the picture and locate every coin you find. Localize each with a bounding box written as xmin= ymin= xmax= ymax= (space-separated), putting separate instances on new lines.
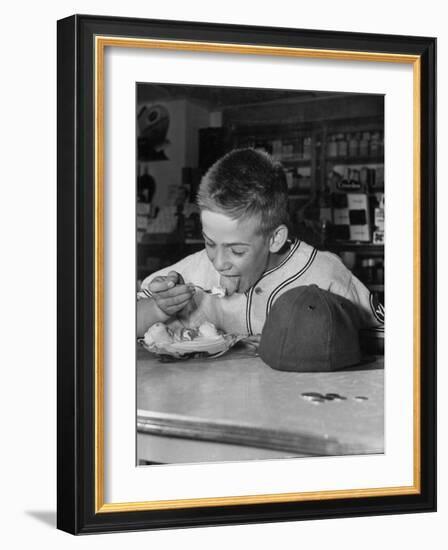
xmin=324 ymin=393 xmax=347 ymax=401
xmin=301 ymin=392 xmax=325 ymax=400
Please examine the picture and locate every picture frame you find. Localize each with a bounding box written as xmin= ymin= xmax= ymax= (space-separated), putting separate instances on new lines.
xmin=57 ymin=14 xmax=436 ymax=534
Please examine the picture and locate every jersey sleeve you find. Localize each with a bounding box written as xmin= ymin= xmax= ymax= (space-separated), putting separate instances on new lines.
xmin=336 ymin=273 xmax=384 ymax=328
xmin=321 ymin=251 xmax=384 ymax=328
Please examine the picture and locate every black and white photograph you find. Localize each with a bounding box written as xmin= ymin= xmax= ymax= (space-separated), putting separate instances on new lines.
xmin=1 ymin=0 xmax=443 ymax=543
xmin=135 ymin=83 xmax=386 ymax=465
xmin=53 ymin=11 xmax=436 ymax=535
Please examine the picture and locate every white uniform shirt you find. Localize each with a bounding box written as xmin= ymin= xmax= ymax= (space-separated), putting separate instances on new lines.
xmin=139 ymin=239 xmax=384 ymax=335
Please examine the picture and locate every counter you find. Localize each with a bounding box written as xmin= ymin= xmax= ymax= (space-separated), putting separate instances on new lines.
xmin=137 ymin=342 xmax=384 ymax=464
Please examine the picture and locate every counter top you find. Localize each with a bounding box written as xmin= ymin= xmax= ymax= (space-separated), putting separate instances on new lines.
xmin=137 ymin=342 xmax=384 ymax=461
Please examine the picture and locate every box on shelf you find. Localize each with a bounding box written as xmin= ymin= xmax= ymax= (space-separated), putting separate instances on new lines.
xmin=372 ymin=193 xmax=385 ymax=244
xmin=332 ymin=193 xmax=371 ymax=242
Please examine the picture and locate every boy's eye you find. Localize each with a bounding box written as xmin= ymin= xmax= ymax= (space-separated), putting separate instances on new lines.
xmin=204 ymin=238 xmax=246 ymax=256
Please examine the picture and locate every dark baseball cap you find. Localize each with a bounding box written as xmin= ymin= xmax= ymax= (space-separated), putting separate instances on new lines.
xmin=259 ymin=285 xmax=362 ymax=372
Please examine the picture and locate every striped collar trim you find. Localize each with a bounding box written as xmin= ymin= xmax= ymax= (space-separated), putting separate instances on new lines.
xmin=263 ymin=238 xmax=301 ymax=278
xmin=243 ymin=238 xmax=300 ymax=299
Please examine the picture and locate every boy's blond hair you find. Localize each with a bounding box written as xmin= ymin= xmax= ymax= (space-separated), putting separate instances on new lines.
xmin=197 ymin=148 xmax=289 ymax=236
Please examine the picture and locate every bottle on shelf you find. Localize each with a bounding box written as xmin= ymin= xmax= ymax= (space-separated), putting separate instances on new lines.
xmin=348 ymin=133 xmax=360 ymax=157
xmin=337 ymin=133 xmax=348 ymax=157
xmin=302 ymin=136 xmax=312 ymax=160
xmin=327 ymin=134 xmax=338 ymax=158
xmin=369 ymin=131 xmax=382 ymax=156
xmin=359 ymin=131 xmax=370 ymax=156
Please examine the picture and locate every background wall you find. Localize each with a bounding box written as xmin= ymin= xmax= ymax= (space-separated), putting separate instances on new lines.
xmin=137 ymin=98 xmax=211 ymax=207
xmin=0 ymin=1 xmax=444 ymax=548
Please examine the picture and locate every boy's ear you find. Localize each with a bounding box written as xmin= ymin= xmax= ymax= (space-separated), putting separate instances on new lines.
xmin=269 ymin=224 xmax=289 ymax=253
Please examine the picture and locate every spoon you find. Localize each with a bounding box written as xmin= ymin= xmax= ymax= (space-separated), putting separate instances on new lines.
xmin=193 ymin=285 xmax=226 ymax=297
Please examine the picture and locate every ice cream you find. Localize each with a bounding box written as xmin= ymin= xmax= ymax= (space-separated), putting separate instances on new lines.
xmin=198 ymin=321 xmax=219 ymax=339
xmin=179 ymin=327 xmax=196 ymax=341
xmin=210 ymin=286 xmax=226 ymax=298
xmin=144 ymin=321 xmax=221 ymax=349
xmin=143 ymin=322 xmax=173 ymax=346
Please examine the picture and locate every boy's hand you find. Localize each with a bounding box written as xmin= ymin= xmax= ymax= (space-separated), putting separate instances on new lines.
xmin=148 ymin=271 xmax=195 ymax=318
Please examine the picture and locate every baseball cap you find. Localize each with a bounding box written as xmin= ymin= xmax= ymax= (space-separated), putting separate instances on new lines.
xmin=259 ymin=285 xmax=362 ymax=372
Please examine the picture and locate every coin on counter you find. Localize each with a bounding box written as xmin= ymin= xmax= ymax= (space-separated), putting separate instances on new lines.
xmin=324 ymin=393 xmax=347 ymax=401
xmin=301 ymin=392 xmax=325 ymax=400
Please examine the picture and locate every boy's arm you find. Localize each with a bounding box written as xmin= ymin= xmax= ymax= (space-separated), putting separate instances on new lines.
xmin=137 ymin=271 xmax=196 ymax=337
xmin=137 ymin=297 xmax=170 ymax=337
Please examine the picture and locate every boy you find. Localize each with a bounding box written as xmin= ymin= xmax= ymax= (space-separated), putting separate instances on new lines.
xmin=137 ymin=148 xmax=384 ymax=337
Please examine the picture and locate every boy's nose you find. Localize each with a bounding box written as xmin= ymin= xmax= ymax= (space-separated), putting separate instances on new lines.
xmin=213 ymin=248 xmax=232 ymax=272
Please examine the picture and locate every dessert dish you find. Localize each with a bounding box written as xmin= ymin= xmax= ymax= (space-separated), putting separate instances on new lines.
xmin=141 ymin=321 xmax=243 ymax=359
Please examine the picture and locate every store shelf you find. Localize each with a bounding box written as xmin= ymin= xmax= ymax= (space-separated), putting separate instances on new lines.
xmin=288 ymin=193 xmax=311 ymax=199
xmin=281 ymin=158 xmax=312 ymax=166
xmin=326 ymin=242 xmax=384 ymax=255
xmin=325 ymin=155 xmax=384 ymax=165
xmin=229 ymin=118 xmax=384 ymax=256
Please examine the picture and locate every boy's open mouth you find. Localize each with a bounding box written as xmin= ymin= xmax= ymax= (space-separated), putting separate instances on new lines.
xmin=219 ymin=275 xmax=241 ymax=296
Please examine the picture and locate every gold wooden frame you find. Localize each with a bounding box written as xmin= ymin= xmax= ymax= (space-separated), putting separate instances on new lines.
xmin=94 ymin=37 xmax=422 ymax=513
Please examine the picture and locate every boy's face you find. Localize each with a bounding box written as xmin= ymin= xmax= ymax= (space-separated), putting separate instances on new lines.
xmin=201 ymin=210 xmax=271 ymax=294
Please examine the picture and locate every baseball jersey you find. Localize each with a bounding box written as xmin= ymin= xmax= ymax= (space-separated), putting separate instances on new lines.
xmin=138 ymin=239 xmax=384 ymax=335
